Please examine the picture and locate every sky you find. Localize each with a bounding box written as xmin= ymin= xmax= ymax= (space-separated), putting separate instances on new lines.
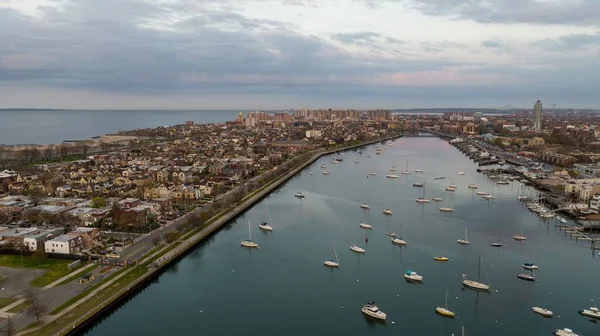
xmin=1 ymin=0 xmax=599 ymax=110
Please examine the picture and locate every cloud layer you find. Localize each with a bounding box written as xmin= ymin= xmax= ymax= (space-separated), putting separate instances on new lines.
xmin=0 ymin=0 xmax=599 ymax=109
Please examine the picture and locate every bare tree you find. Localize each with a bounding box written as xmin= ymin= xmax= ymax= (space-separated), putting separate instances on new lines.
xmin=151 ymin=236 xmax=161 ymax=246
xmin=4 ymin=316 xmax=15 ymax=336
xmin=58 ymin=143 xmax=69 ymax=158
xmin=27 ymin=188 xmax=46 ymax=206
xmin=25 ymin=289 xmax=47 ymax=324
xmin=43 ymin=145 xmax=54 ymax=160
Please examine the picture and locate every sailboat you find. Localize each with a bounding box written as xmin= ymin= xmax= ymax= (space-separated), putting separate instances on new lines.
xmin=383 ymin=208 xmax=393 ymax=215
xmin=324 ymin=245 xmax=340 ymax=267
xmin=522 ymin=250 xmax=540 ymax=270
xmin=457 ymin=227 xmax=470 ymax=245
xmin=360 ymin=203 xmax=370 ymax=209
xmin=439 ymin=193 xmax=453 ymax=212
xmin=401 ymin=161 xmax=410 ymax=175
xmin=435 ymin=288 xmax=455 ymax=318
xmin=416 ymin=183 xmax=430 ymax=203
xmin=415 ymin=169 xmax=423 ymax=173
xmin=350 ymin=244 xmax=366 ymax=253
xmin=259 ymin=204 xmax=273 ymax=231
xmin=391 ymin=220 xmax=406 ymax=246
xmin=513 ymin=234 xmax=527 ymax=241
xmin=294 ymin=192 xmax=306 ymax=198
xmin=462 ymin=255 xmax=490 ymax=291
xmin=241 ymin=220 xmax=259 ymax=248
xmin=468 ymin=176 xmax=478 ymax=189
xmin=413 ymin=177 xmax=424 ymax=188
xmin=518 ymin=269 xmax=536 ymax=281
xmin=476 ymin=191 xmax=487 ymax=195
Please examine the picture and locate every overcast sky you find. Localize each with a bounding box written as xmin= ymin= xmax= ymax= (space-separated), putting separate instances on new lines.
xmin=1 ymin=0 xmax=599 ymax=110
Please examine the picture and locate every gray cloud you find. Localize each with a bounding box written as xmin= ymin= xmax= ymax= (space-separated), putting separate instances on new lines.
xmin=330 ymin=31 xmax=381 ymax=45
xmin=482 ymin=39 xmax=503 ymax=48
xmin=383 ymin=0 xmax=600 ymax=26
xmin=535 ymin=32 xmax=600 ymax=51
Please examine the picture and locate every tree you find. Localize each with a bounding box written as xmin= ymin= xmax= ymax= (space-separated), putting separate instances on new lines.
xmin=58 ymin=143 xmax=69 ymax=158
xmin=90 ymin=196 xmax=106 ymax=208
xmin=25 ymin=289 xmax=47 ymax=324
xmin=4 ymin=316 xmax=14 ymax=336
xmin=43 ymin=145 xmax=54 ymax=160
xmin=151 ymin=236 xmax=161 ymax=246
xmin=164 ymin=231 xmax=179 ymax=243
xmin=27 ymin=187 xmax=46 ymax=206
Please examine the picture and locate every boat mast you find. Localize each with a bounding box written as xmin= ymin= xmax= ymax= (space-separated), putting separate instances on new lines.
xmin=333 ymin=245 xmax=339 ymax=264
xmin=477 ymin=255 xmax=481 ymax=282
xmin=445 ymin=287 xmax=448 ymax=308
xmin=248 ymin=219 xmax=252 ymax=241
xmin=465 ymin=227 xmax=468 ymax=241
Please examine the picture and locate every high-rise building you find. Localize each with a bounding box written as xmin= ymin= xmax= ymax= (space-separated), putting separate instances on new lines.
xmin=533 ymin=100 xmax=543 ymax=132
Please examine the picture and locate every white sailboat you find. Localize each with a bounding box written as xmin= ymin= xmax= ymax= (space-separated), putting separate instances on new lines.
xmin=462 ymin=255 xmax=490 ymax=291
xmin=350 ymin=244 xmax=366 ymax=253
xmin=439 ymin=193 xmax=453 ymax=212
xmin=386 ymin=174 xmax=400 ymax=178
xmin=416 ymin=183 xmax=430 ymax=203
xmin=294 ymin=192 xmax=306 ymax=198
xmin=391 ymin=220 xmax=406 ymax=246
xmin=457 ymin=227 xmax=470 ymax=245
xmin=259 ymin=204 xmax=273 ymax=231
xmin=523 ymin=250 xmax=540 ymax=270
xmin=513 ymin=234 xmax=527 ymax=241
xmin=415 ymin=169 xmax=423 ymax=173
xmin=476 ymin=191 xmax=487 ymax=195
xmin=360 ymin=203 xmax=370 ymax=209
xmin=324 ymin=245 xmax=340 ymax=267
xmin=401 ymin=161 xmax=411 ymax=175
xmin=383 ymin=208 xmax=393 ymax=215
xmin=241 ymin=220 xmax=259 ymax=248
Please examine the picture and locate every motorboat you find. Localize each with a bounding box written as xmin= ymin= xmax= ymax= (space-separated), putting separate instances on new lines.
xmin=309 ymin=171 xmax=313 ymax=175
xmin=391 ymin=237 xmax=406 ymax=246
xmin=482 ymin=194 xmax=494 ymax=200
xmin=360 ymin=203 xmax=370 ymax=209
xmin=434 ymin=256 xmax=449 ymax=262
xmin=415 ymin=169 xmax=423 ymax=173
xmin=386 ymin=174 xmax=400 ymax=179
xmin=383 ymin=208 xmax=393 ymax=215
xmin=361 ymin=301 xmax=387 ymax=321
xmin=517 ymin=273 xmax=535 ymax=281
xmin=404 ymin=270 xmax=423 ymax=282
xmin=389 ymin=166 xmax=398 ymax=171
xmin=322 ymin=170 xmax=330 ymax=175
xmin=415 ymin=197 xmax=430 ymax=203
xmin=458 ymin=172 xmax=465 ymax=175
xmin=513 ymin=234 xmax=527 ymax=241
xmin=432 ymin=197 xmax=442 ymax=202
xmin=350 ymin=244 xmax=366 ymax=253
xmin=553 ymin=328 xmax=579 ymax=336
xmin=259 ymin=221 xmax=273 ymax=231
xmin=385 ymin=231 xmax=397 ymax=237
xmin=413 ymin=182 xmax=424 ymax=187
xmin=579 ymin=307 xmax=600 ymax=319
xmin=335 ymin=157 xmax=343 ymax=162
xmin=491 ymin=242 xmax=503 ymax=247
xmin=522 ymin=263 xmax=539 ymax=270
xmin=476 ymin=191 xmax=487 ymax=195
xmin=468 ymin=184 xmax=478 ymax=189
xmin=359 ymin=223 xmax=373 ymax=230
xmin=330 ymin=160 xmax=339 ymax=164
xmin=532 ymin=306 xmax=553 ymax=317
xmin=445 ymin=186 xmax=456 ymax=192
xmin=294 ymin=192 xmax=306 ymax=198
xmin=369 ymin=172 xmax=378 ymax=176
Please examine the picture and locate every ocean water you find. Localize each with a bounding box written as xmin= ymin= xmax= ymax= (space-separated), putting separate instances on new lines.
xmin=84 ymin=137 xmax=600 ymax=336
xmin=0 ymin=110 xmax=241 ymax=145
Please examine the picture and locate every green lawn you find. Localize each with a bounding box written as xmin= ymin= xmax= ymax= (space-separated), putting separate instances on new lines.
xmin=0 ymin=297 xmax=17 ymax=309
xmin=7 ymin=300 xmax=31 ymax=313
xmin=0 ymin=255 xmax=78 ymax=288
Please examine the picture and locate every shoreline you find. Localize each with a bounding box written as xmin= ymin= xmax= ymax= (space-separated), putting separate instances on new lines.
xmin=45 ymin=134 xmax=404 ymax=336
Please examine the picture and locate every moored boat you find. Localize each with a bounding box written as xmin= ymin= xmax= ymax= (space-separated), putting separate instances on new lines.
xmin=404 ymin=270 xmax=423 ymax=282
xmin=553 ymin=328 xmax=579 ymax=336
xmin=434 ymin=256 xmax=449 ymax=261
xmin=383 ymin=208 xmax=393 ymax=215
xmin=532 ymin=306 xmax=553 ymax=317
xmin=350 ymin=244 xmax=366 ymax=253
xmin=361 ymin=301 xmax=387 ymax=321
xmin=359 ymin=223 xmax=373 ymax=230
xmin=579 ymin=306 xmax=600 ymax=319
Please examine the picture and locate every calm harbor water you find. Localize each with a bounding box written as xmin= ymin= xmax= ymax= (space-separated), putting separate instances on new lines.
xmin=85 ymin=137 xmax=599 ymax=336
xmin=0 ymin=110 xmax=240 ymax=145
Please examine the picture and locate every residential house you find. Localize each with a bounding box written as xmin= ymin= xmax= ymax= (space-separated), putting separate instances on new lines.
xmin=68 ymin=227 xmax=100 ymax=248
xmin=44 ymin=234 xmax=83 ymax=255
xmin=23 ymin=229 xmax=62 ymax=251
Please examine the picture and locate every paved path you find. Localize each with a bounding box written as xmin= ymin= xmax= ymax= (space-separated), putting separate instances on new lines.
xmin=43 ymin=264 xmax=97 ymax=289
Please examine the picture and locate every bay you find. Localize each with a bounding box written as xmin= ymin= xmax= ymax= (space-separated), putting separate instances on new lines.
xmin=0 ymin=110 xmax=240 ymax=145
xmin=84 ymin=137 xmax=600 ymax=336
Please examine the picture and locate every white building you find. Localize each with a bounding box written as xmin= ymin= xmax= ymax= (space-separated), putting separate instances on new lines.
xmin=590 ymin=195 xmax=600 ymax=210
xmin=44 ymin=235 xmax=83 ymax=255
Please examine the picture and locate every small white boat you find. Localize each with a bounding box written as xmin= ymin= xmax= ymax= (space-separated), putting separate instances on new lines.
xmin=513 ymin=234 xmax=527 ymax=241
xmin=457 ymin=227 xmax=470 ymax=245
xmin=391 ymin=237 xmax=406 ymax=246
xmin=389 ymin=166 xmax=397 ymax=171
xmin=309 ymin=171 xmax=313 ymax=175
xmin=458 ymin=172 xmax=465 ymax=175
xmin=360 ymin=203 xmax=370 ymax=209
xmin=468 ymin=184 xmax=478 ymax=189
xmin=330 ymin=160 xmax=339 ymax=164
xmin=415 ymin=197 xmax=430 ymax=203
xmin=350 ymin=244 xmax=366 ymax=253
xmin=553 ymin=328 xmax=579 ymax=336
xmin=497 ymin=180 xmax=509 ymax=185
xmin=321 ymin=164 xmax=327 ymax=168
xmin=415 ymin=169 xmax=423 ymax=173
xmin=404 ymin=270 xmax=423 ymax=282
xmin=259 ymin=221 xmax=273 ymax=231
xmin=518 ymin=273 xmax=535 ymax=281
xmin=359 ymin=223 xmax=373 ymax=230
xmin=401 ymin=171 xmax=411 ymax=175
xmin=324 ymin=245 xmax=340 ymax=268
xmin=476 ymin=191 xmax=487 ymax=195
xmin=532 ymin=306 xmax=553 ymax=317
xmin=383 ymin=208 xmax=393 ymax=215
xmin=385 ymin=231 xmax=397 ymax=237
xmin=369 ymin=171 xmax=378 ymax=176
xmin=462 ymin=256 xmax=490 ymax=291
xmin=432 ymin=197 xmax=442 ymax=202
xmin=413 ymin=182 xmax=424 ymax=187
xmin=322 ymin=170 xmax=330 ymax=175
xmin=579 ymin=306 xmax=600 ymax=319
xmin=517 ymin=195 xmax=528 ymax=201
xmin=491 ymin=242 xmax=503 ymax=247
xmin=482 ymin=195 xmax=494 ymax=200
xmin=354 ymin=159 xmax=360 ymax=163
xmin=386 ymin=174 xmax=400 ymax=179
xmin=522 ymin=263 xmax=539 ymax=270
xmin=241 ymin=220 xmax=259 ymax=248
xmin=294 ymin=192 xmax=306 ymax=198
xmin=439 ymin=207 xmax=453 ymax=212
xmin=445 ymin=186 xmax=456 ymax=192
xmin=361 ymin=301 xmax=387 ymax=321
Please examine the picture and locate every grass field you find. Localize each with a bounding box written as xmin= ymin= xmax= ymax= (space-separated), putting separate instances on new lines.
xmin=0 ymin=255 xmax=78 ymax=288
xmin=7 ymin=300 xmax=31 ymax=313
xmin=0 ymin=297 xmax=17 ymax=309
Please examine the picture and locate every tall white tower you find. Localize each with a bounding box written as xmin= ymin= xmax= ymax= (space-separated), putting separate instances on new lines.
xmin=533 ymin=100 xmax=542 ymax=132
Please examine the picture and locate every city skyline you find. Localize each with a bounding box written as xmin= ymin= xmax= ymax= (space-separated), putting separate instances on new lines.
xmin=1 ymin=0 xmax=599 ymax=109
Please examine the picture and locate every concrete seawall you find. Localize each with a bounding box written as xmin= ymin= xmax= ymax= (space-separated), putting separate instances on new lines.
xmin=63 ymin=134 xmax=404 ymax=336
